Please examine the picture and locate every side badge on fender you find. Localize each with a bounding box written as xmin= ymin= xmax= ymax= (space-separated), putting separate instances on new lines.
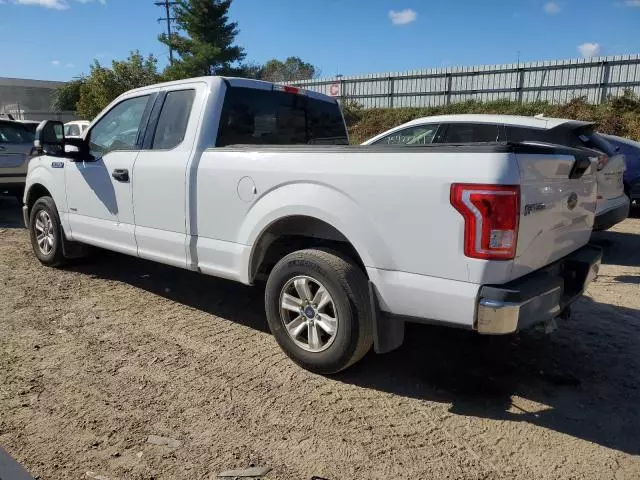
xmin=51 ymin=161 xmax=64 ymax=169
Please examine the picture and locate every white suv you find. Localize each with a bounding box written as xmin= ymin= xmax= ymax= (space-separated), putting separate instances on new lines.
xmin=363 ymin=114 xmax=629 ymax=231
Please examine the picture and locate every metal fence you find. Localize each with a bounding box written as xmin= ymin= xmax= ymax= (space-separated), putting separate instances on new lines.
xmin=286 ymin=55 xmax=640 ymax=108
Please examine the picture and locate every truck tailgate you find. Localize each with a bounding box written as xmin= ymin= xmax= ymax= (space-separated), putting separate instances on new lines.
xmin=512 ymin=148 xmax=597 ymax=280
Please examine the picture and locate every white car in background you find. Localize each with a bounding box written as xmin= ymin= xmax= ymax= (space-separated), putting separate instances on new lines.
xmin=363 ymin=114 xmax=629 ymax=231
xmin=64 ymin=120 xmax=90 ymax=138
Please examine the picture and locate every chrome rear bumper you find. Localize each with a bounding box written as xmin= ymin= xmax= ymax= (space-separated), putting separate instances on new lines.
xmin=476 ymin=244 xmax=602 ymax=335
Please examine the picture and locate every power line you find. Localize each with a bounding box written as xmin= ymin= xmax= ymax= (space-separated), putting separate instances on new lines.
xmin=154 ymin=0 xmax=178 ymax=65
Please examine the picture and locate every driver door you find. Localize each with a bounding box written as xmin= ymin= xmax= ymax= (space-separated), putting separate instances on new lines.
xmin=65 ymin=94 xmax=152 ymax=256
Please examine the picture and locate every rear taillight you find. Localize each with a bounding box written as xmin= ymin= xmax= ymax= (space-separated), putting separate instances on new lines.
xmin=450 ymin=184 xmax=520 ymax=260
xmin=596 ymin=154 xmax=609 ymax=171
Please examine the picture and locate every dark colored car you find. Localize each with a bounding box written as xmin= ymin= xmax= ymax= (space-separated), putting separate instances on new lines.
xmin=602 ymin=134 xmax=640 ymax=205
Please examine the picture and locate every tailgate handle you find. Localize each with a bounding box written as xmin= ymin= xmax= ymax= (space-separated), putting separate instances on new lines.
xmin=569 ymin=154 xmax=591 ymax=179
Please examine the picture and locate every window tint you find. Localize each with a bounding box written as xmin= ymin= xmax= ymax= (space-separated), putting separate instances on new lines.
xmin=505 ymin=126 xmax=550 ymax=143
xmin=152 ymin=89 xmax=195 ymax=150
xmin=373 ymin=124 xmax=439 ymax=145
xmin=0 ymin=121 xmax=34 ymax=144
xmin=65 ymin=124 xmax=80 ymax=137
xmin=437 ymin=123 xmax=500 ymax=143
xmin=88 ymin=95 xmax=149 ymax=157
xmin=216 ymin=87 xmax=348 ymax=147
xmin=306 ymin=97 xmax=349 ymax=144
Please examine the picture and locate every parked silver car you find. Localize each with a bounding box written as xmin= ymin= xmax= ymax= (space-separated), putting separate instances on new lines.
xmin=0 ymin=119 xmax=35 ymax=198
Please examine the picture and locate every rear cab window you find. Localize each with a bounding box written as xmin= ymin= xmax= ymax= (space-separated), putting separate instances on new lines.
xmin=216 ymin=87 xmax=348 ymax=147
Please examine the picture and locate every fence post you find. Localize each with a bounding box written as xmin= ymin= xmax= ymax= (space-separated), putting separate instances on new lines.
xmin=445 ymin=73 xmax=452 ymax=105
xmin=517 ymin=67 xmax=525 ymax=103
xmin=388 ymin=76 xmax=394 ymax=108
xmin=599 ymin=61 xmax=611 ymax=104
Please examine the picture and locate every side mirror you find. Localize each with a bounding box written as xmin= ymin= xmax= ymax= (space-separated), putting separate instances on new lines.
xmin=33 ymin=121 xmax=91 ymax=160
xmin=34 ymin=120 xmax=65 ymax=157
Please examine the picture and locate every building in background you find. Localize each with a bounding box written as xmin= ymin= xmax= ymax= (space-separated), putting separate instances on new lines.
xmin=0 ymin=77 xmax=76 ymax=122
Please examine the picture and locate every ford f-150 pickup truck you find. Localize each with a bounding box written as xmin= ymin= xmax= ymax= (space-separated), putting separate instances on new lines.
xmin=23 ymin=76 xmax=602 ymax=373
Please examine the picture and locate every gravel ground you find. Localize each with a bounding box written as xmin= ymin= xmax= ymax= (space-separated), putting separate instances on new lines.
xmin=1 ymin=195 xmax=639 ymax=480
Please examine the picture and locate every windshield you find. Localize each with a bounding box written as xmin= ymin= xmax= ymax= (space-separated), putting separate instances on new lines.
xmin=216 ymin=86 xmax=348 ymax=146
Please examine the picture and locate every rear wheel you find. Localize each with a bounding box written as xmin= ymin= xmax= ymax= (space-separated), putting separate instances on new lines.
xmin=29 ymin=196 xmax=66 ymax=267
xmin=265 ymin=248 xmax=373 ymax=374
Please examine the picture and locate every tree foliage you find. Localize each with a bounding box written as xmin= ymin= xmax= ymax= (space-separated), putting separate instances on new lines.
xmin=160 ymin=0 xmax=245 ymax=80
xmin=51 ymin=79 xmax=84 ymax=111
xmin=258 ymin=57 xmax=318 ymax=83
xmin=76 ymin=51 xmax=159 ymax=119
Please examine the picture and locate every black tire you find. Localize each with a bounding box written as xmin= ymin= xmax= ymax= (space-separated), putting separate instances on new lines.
xmin=265 ymin=248 xmax=373 ymax=374
xmin=29 ymin=196 xmax=66 ymax=267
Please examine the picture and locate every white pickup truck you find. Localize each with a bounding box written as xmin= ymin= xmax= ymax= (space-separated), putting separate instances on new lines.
xmin=23 ymin=76 xmax=602 ymax=373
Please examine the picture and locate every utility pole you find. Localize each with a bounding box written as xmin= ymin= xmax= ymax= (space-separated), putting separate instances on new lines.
xmin=155 ymin=0 xmax=178 ymax=65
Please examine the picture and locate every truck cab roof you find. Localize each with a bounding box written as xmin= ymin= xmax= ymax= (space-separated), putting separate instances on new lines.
xmin=120 ymin=76 xmax=338 ymax=104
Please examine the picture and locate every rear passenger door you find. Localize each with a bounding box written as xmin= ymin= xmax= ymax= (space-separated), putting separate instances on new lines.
xmin=132 ymin=84 xmax=203 ymax=268
xmin=435 ymin=123 xmax=503 ymax=143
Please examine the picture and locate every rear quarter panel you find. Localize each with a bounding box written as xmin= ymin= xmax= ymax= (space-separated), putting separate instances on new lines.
xmin=195 ymin=146 xmax=522 ymax=285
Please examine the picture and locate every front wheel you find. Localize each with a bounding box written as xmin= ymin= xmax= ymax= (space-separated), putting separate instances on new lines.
xmin=29 ymin=196 xmax=66 ymax=267
xmin=265 ymin=248 xmax=373 ymax=374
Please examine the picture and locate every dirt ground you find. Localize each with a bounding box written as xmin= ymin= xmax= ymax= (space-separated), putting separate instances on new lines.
xmin=1 ymin=195 xmax=639 ymax=480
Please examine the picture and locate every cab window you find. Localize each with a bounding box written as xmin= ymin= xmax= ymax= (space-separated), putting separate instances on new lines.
xmin=151 ymin=89 xmax=195 ymax=150
xmin=88 ymin=95 xmax=150 ymax=157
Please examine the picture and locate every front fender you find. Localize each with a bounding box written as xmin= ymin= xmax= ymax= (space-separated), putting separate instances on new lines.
xmin=238 ymin=182 xmax=394 ymax=270
xmin=25 ymin=156 xmax=69 ymax=233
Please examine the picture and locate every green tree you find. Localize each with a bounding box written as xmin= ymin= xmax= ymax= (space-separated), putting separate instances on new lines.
xmin=51 ymin=79 xmax=84 ymax=111
xmin=76 ymin=51 xmax=159 ymax=119
xmin=160 ymin=0 xmax=245 ymax=80
xmin=259 ymin=57 xmax=318 ymax=83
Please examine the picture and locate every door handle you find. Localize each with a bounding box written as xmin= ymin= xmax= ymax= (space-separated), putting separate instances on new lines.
xmin=0 ymin=146 xmax=6 ymax=151
xmin=111 ymin=168 xmax=129 ymax=182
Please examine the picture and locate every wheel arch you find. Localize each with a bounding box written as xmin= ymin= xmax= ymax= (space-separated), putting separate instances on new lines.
xmin=25 ymin=182 xmax=52 ymax=217
xmin=239 ymin=182 xmax=394 ymax=283
xmin=249 ymin=215 xmax=368 ymax=282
